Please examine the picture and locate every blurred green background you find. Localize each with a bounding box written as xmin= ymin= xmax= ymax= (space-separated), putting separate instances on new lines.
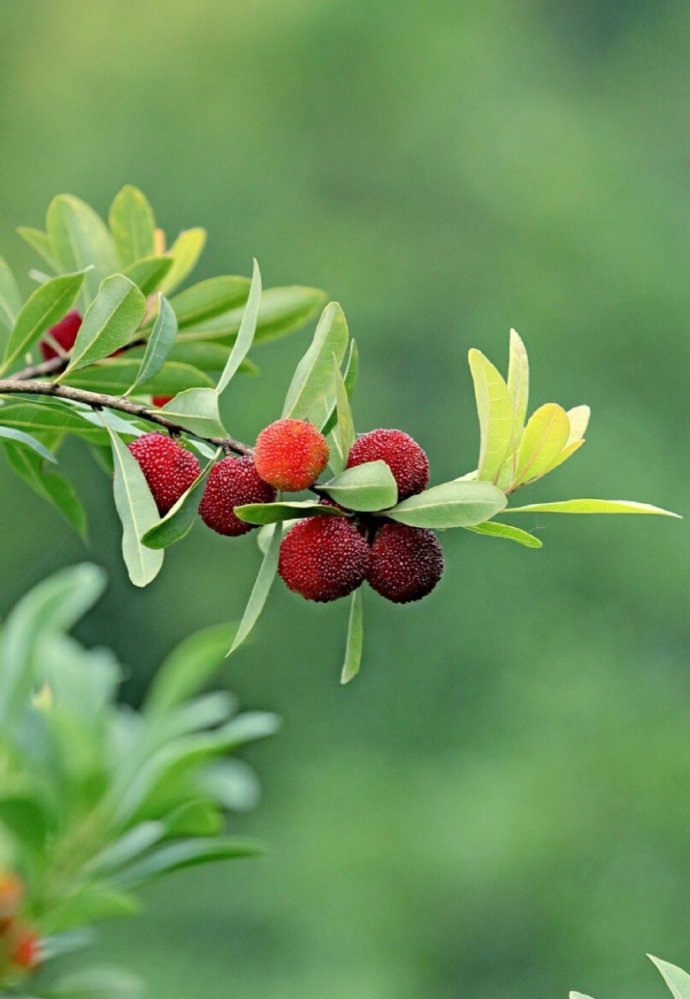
xmin=1 ymin=1 xmax=689 ymax=996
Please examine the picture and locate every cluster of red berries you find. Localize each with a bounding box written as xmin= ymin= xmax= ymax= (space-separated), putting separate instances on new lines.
xmin=128 ymin=420 xmax=445 ymax=605
xmin=0 ymin=872 xmax=40 ymax=980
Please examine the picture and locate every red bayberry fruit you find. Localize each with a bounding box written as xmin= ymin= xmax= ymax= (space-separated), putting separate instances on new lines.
xmin=279 ymin=516 xmax=370 ymax=602
xmin=199 ymin=456 xmax=277 ymax=536
xmin=152 ymin=395 xmax=173 ymax=408
xmin=367 ymin=521 xmax=444 ymax=603
xmin=346 ymin=428 xmax=429 ymax=500
xmin=39 ymin=310 xmax=82 ymax=361
xmin=10 ymin=925 xmax=39 ymax=971
xmin=127 ymin=433 xmax=200 ymax=515
xmin=254 ymin=419 xmax=329 ymax=492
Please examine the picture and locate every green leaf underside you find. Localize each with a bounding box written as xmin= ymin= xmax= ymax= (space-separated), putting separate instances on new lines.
xmin=228 ymin=522 xmax=282 ymax=656
xmin=178 ymin=286 xmax=326 ymax=344
xmin=323 ymin=461 xmax=398 ymax=512
xmin=465 ymin=520 xmax=543 ymax=548
xmin=330 ymin=357 xmax=356 ymax=471
xmin=47 ymin=194 xmax=118 ymax=299
xmin=341 ymin=588 xmax=364 ymax=684
xmin=0 ymin=401 xmax=110 ymax=440
xmin=65 ymin=359 xmax=214 ymax=396
xmin=4 ymin=444 xmax=87 ymax=538
xmin=648 ymin=954 xmax=690 ymax=998
xmin=109 ymin=185 xmax=156 ymax=267
xmin=63 ymin=275 xmax=147 ymax=374
xmin=566 ymin=404 xmax=591 ymax=445
xmin=123 ymin=254 xmax=173 ymax=296
xmin=171 ymin=276 xmax=251 ymax=327
xmin=514 ymin=402 xmax=570 ymax=485
xmin=0 ymin=426 xmax=57 ymax=463
xmin=159 ymin=387 xmax=226 ymax=437
xmin=386 ymin=480 xmax=507 ymax=529
xmin=105 ymin=425 xmax=164 ymax=586
xmin=3 ymin=270 xmax=86 ymax=368
xmin=128 ymin=294 xmax=177 ymax=394
xmin=158 ymin=227 xmax=207 ymax=295
xmin=282 ymin=301 xmax=349 ymax=421
xmin=506 ymin=328 xmax=529 ymax=433
xmin=468 ymin=348 xmax=516 ymax=483
xmin=504 ymin=499 xmax=681 ymax=517
xmin=142 ymin=453 xmax=218 ymax=549
xmin=217 ymin=259 xmax=261 ymax=395
xmin=235 ymin=500 xmax=348 ymax=526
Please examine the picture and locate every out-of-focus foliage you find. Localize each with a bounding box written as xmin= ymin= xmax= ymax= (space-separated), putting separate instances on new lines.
xmin=1 ymin=2 xmax=689 ymax=998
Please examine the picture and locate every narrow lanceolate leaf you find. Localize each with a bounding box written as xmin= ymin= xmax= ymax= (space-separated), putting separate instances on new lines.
xmin=127 ymin=295 xmax=177 ymax=395
xmin=0 ymin=426 xmax=57 ymax=463
xmin=506 ymin=328 xmax=529 ymax=434
xmin=105 ymin=425 xmax=164 ymax=587
xmin=109 ymin=185 xmax=156 ymax=267
xmin=171 ymin=276 xmax=251 ymax=327
xmin=142 ymin=453 xmax=218 ymax=549
xmin=513 ymin=402 xmax=570 ymax=486
xmin=46 ymin=194 xmax=118 ymax=299
xmin=322 ymin=338 xmax=359 ymax=437
xmin=330 ymin=357 xmax=356 ymax=471
xmin=464 ymin=521 xmax=543 ymax=548
xmin=2 ymin=270 xmax=86 ymax=369
xmin=147 ymin=622 xmax=239 ymax=713
xmin=158 ymin=227 xmax=207 ymax=295
xmin=62 ymin=275 xmax=147 ymax=374
xmin=228 ymin=522 xmax=282 ymax=656
xmin=569 ymin=993 xmax=597 ymax=999
xmin=341 ymin=588 xmax=364 ymax=684
xmin=4 ymin=445 xmax=88 ymax=538
xmin=160 ymin=387 xmax=227 ymax=437
xmin=648 ymin=955 xmax=690 ymax=998
xmin=566 ymin=404 xmax=591 ymax=445
xmin=385 ymin=480 xmax=507 ymax=529
xmin=118 ymin=837 xmax=262 ymax=888
xmin=66 ymin=359 xmax=213 ymax=397
xmin=235 ymin=500 xmax=348 ymax=526
xmin=123 ymin=254 xmax=174 ymax=296
xmin=178 ymin=286 xmax=327 ymax=345
xmin=323 ymin=461 xmax=398 ymax=512
xmin=217 ymin=259 xmax=261 ymax=395
xmin=538 ymin=437 xmax=585 ymax=477
xmin=504 ymin=499 xmax=681 ymax=517
xmin=16 ymin=226 xmax=60 ymax=272
xmin=0 ymin=257 xmax=21 ymax=339
xmin=468 ymin=348 xmax=516 ymax=483
xmin=282 ymin=301 xmax=349 ymax=421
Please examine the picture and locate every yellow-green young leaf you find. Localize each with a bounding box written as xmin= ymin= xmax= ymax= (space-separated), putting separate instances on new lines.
xmin=506 ymin=328 xmax=529 ymax=432
xmin=465 ymin=520 xmax=543 ymax=548
xmin=468 ymin=348 xmax=516 ymax=483
xmin=62 ymin=275 xmax=147 ymax=374
xmin=236 ymin=500 xmax=347 ymax=526
xmin=158 ymin=227 xmax=207 ymax=295
xmin=341 ymin=588 xmax=364 ymax=684
xmin=539 ymin=437 xmax=585 ymax=477
xmin=123 ymin=255 xmax=174 ymax=296
xmin=160 ymin=387 xmax=227 ymax=437
xmin=566 ymin=404 xmax=591 ymax=445
xmin=228 ymin=523 xmax=282 ymax=656
xmin=504 ymin=498 xmax=681 ymax=517
xmin=16 ymin=227 xmax=60 ymax=272
xmin=46 ymin=194 xmax=118 ymax=299
xmin=109 ymin=185 xmax=156 ymax=267
xmin=648 ymin=955 xmax=690 ymax=998
xmin=385 ymin=480 xmax=507 ymax=529
xmin=282 ymin=301 xmax=349 ymax=422
xmin=0 ymin=258 xmax=21 ymax=339
xmin=171 ymin=276 xmax=250 ymax=327
xmin=217 ymin=259 xmax=261 ymax=395
xmin=3 ymin=270 xmax=86 ymax=369
xmin=127 ymin=295 xmax=178 ymax=395
xmin=323 ymin=461 xmax=398 ymax=512
xmin=513 ymin=403 xmax=570 ymax=486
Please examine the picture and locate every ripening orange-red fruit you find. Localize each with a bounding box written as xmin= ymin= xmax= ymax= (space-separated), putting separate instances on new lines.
xmin=9 ymin=924 xmax=40 ymax=971
xmin=254 ymin=419 xmax=329 ymax=492
xmin=0 ymin=872 xmax=23 ymax=919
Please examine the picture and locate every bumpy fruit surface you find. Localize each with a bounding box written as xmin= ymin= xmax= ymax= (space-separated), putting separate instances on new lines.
xmin=367 ymin=521 xmax=444 ymax=603
xmin=279 ymin=516 xmax=370 ymax=602
xmin=346 ymin=428 xmax=429 ymax=500
xmin=39 ymin=310 xmax=82 ymax=361
xmin=255 ymin=419 xmax=329 ymax=491
xmin=199 ymin=456 xmax=277 ymax=536
xmin=127 ymin=433 xmax=200 ymax=515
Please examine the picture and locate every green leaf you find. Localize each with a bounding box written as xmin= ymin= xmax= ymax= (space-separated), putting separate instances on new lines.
xmin=109 ymin=185 xmax=156 ymax=267
xmin=341 ymin=588 xmax=364 ymax=684
xmin=506 ymin=328 xmax=529 ymax=433
xmin=0 ymin=257 xmax=21 ymax=339
xmin=321 ymin=338 xmax=359 ymax=437
xmin=117 ymin=836 xmax=261 ymax=888
xmin=468 ymin=348 xmax=516 ymax=483
xmin=157 ymin=227 xmax=207 ymax=295
xmin=16 ymin=226 xmax=60 ymax=272
xmin=236 ymin=499 xmax=348 ymax=525
xmin=385 ymin=480 xmax=507 ymax=528
xmin=504 ymin=498 xmax=681 ymax=517
xmin=569 ymin=993 xmax=596 ymax=999
xmin=0 ymin=400 xmax=108 ymax=441
xmin=0 ymin=425 xmax=57 ymax=463
xmin=648 ymin=955 xmax=690 ymax=998
xmin=4 ymin=442 xmax=88 ymax=538
xmin=0 ymin=797 xmax=49 ymax=854
xmin=65 ymin=358 xmax=213 ymax=397
xmin=329 ymin=357 xmax=356 ymax=473
xmin=123 ymin=254 xmax=173 ymax=296
xmin=105 ymin=424 xmax=164 ymax=587
xmin=464 ymin=520 xmax=543 ymax=548
xmin=216 ymin=260 xmax=261 ymax=395
xmin=566 ymin=404 xmax=591 ymax=444
xmin=179 ymin=286 xmax=327 ymax=344
xmin=513 ymin=403 xmax=570 ymax=486
xmin=44 ymin=964 xmax=145 ymax=998
xmin=147 ymin=622 xmax=239 ymax=714
xmin=127 ymin=294 xmax=177 ymax=395
xmin=2 ymin=269 xmax=86 ymax=369
xmin=46 ymin=194 xmax=118 ymax=299
xmin=228 ymin=522 xmax=282 ymax=656
xmin=62 ymin=275 xmax=147 ymax=374
xmin=142 ymin=453 xmax=217 ymax=549
xmin=159 ymin=387 xmax=226 ymax=437
xmin=322 ymin=461 xmax=398 ymax=512
xmin=170 ymin=276 xmax=250 ymax=327
xmin=282 ymin=301 xmax=349 ymax=421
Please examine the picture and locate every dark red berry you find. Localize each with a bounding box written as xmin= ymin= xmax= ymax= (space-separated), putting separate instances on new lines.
xmin=127 ymin=433 xmax=200 ymax=515
xmin=152 ymin=395 xmax=173 ymax=408
xmin=255 ymin=419 xmax=329 ymax=491
xmin=367 ymin=521 xmax=444 ymax=603
xmin=10 ymin=924 xmax=39 ymax=971
xmin=346 ymin=429 xmax=429 ymax=500
xmin=199 ymin=456 xmax=277 ymax=536
xmin=39 ymin=310 xmax=82 ymax=361
xmin=279 ymin=516 xmax=370 ymax=602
